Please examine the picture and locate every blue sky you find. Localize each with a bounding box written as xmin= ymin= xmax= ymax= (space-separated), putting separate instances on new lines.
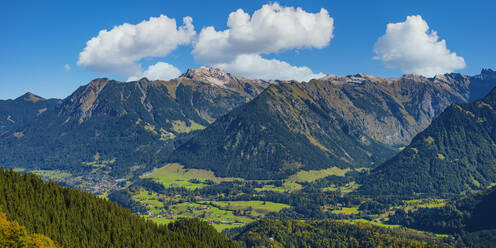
xmin=1 ymin=0 xmax=495 ymax=100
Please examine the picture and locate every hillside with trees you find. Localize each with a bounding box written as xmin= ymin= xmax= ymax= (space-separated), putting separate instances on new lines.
xmin=359 ymin=87 xmax=496 ymax=197
xmin=227 ymin=218 xmax=451 ymax=247
xmin=0 ymin=168 xmax=240 ymax=248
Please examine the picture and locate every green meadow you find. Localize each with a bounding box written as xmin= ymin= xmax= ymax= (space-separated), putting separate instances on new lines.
xmin=141 ymin=163 xmax=242 ymax=190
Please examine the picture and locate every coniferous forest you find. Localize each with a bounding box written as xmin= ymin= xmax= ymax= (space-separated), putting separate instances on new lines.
xmin=0 ymin=168 xmax=239 ymax=248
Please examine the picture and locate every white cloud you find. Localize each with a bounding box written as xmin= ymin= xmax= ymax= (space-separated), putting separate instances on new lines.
xmin=216 ymin=54 xmax=324 ymax=81
xmin=64 ymin=64 xmax=71 ymax=71
xmin=192 ymin=3 xmax=332 ymax=81
xmin=193 ymin=3 xmax=334 ymax=63
xmin=374 ymin=15 xmax=465 ymax=77
xmin=127 ymin=62 xmax=181 ymax=81
xmin=77 ymin=15 xmax=195 ymax=77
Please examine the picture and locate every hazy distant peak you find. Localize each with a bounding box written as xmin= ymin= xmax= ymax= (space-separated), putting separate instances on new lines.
xmin=479 ymin=68 xmax=496 ymax=80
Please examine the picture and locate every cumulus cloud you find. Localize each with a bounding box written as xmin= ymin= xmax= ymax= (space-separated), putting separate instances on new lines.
xmin=78 ymin=15 xmax=195 ymax=77
xmin=193 ymin=3 xmax=334 ymax=63
xmin=374 ymin=15 xmax=465 ymax=77
xmin=64 ymin=64 xmax=71 ymax=71
xmin=127 ymin=62 xmax=181 ymax=81
xmin=192 ymin=3 xmax=332 ymax=81
xmin=216 ymin=54 xmax=324 ymax=81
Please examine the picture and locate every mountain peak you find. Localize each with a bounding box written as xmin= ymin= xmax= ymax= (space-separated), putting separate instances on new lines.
xmin=86 ymin=78 xmax=110 ymax=88
xmin=16 ymin=92 xmax=44 ymax=102
xmin=180 ymin=66 xmax=232 ymax=86
xmin=479 ymin=68 xmax=496 ymax=80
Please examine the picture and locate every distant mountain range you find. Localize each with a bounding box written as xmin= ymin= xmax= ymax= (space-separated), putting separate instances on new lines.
xmin=171 ymin=69 xmax=496 ymax=179
xmin=0 ymin=67 xmax=271 ymax=176
xmin=1 ymin=68 xmax=496 ymax=181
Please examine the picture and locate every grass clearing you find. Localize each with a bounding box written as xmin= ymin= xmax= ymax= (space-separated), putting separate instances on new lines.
xmin=282 ymin=181 xmax=302 ymax=192
xmin=287 ymin=167 xmax=351 ymax=183
xmin=171 ymin=120 xmax=205 ymax=134
xmin=401 ymin=199 xmax=446 ymax=211
xmin=133 ymin=190 xmax=165 ymax=209
xmin=331 ymin=207 xmax=359 ymax=215
xmin=141 ymin=163 xmax=243 ymax=190
xmin=254 ymin=185 xmax=286 ymax=193
xmin=322 ymin=181 xmax=360 ymax=193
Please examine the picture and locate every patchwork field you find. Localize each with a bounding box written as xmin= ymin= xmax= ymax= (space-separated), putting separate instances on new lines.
xmin=132 ymin=188 xmax=288 ymax=231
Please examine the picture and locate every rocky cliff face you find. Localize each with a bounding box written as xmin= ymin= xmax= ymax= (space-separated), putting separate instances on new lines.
xmin=180 ymin=66 xmax=272 ymax=98
xmin=171 ymin=69 xmax=496 ymax=179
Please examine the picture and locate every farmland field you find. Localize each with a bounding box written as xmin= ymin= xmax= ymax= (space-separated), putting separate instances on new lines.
xmin=141 ymin=163 xmax=243 ymax=189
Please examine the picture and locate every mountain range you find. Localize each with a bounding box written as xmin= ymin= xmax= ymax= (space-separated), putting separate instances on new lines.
xmin=171 ymin=69 xmax=496 ymax=179
xmin=1 ymin=68 xmax=496 ymax=181
xmin=0 ymin=67 xmax=270 ymax=177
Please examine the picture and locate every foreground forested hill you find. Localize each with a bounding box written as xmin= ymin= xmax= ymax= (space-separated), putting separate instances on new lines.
xmin=0 ymin=168 xmax=240 ymax=248
xmin=0 ymin=210 xmax=56 ymax=248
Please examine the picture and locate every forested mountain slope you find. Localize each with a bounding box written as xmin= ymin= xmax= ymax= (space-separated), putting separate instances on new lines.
xmin=0 ymin=67 xmax=269 ymax=177
xmin=171 ymin=70 xmax=496 ymax=179
xmin=0 ymin=92 xmax=60 ymax=135
xmin=359 ymin=86 xmax=496 ymax=196
xmin=0 ymin=168 xmax=240 ymax=248
xmin=388 ymin=187 xmax=496 ymax=247
xmin=228 ymin=218 xmax=450 ymax=247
